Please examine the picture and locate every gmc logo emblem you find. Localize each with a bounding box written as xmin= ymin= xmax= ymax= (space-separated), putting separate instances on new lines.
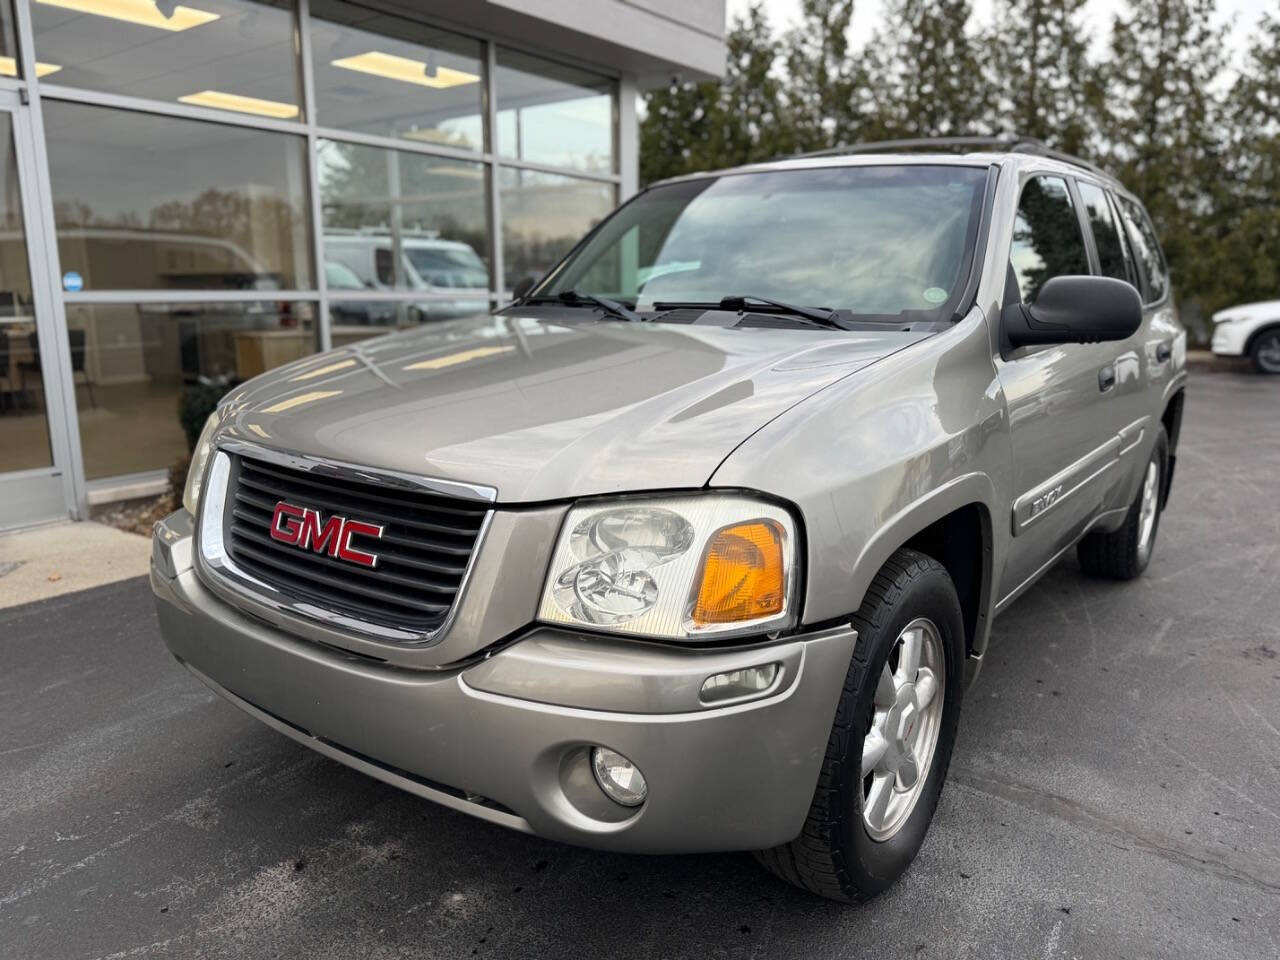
xmin=269 ymin=501 xmax=384 ymax=568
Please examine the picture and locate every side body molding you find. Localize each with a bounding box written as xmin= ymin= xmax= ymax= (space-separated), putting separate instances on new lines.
xmin=1010 ymin=416 xmax=1150 ymax=536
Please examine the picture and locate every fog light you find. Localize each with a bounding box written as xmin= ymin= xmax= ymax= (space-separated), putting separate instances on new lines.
xmin=590 ymin=747 xmax=647 ymax=807
xmin=700 ymin=663 xmax=781 ymax=704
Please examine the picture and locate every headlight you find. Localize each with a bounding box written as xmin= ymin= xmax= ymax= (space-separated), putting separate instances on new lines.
xmin=537 ymin=495 xmax=798 ymax=640
xmin=182 ymin=411 xmax=221 ymax=515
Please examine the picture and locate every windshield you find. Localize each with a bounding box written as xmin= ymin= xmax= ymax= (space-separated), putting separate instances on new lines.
xmin=537 ymin=164 xmax=989 ymax=318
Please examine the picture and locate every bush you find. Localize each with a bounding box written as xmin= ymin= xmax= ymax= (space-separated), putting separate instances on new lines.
xmin=178 ymin=384 xmax=224 ymax=453
xmin=167 ymin=454 xmax=191 ymax=512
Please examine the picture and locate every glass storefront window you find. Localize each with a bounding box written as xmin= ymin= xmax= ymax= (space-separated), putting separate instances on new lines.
xmin=4 ymin=5 xmax=629 ymax=498
xmin=44 ymin=102 xmax=312 ymax=291
xmin=0 ymin=111 xmax=51 ymax=472
xmin=500 ymin=167 xmax=613 ymax=290
xmin=317 ymin=138 xmax=489 ymax=294
xmin=0 ymin=2 xmax=22 ymax=79
xmin=309 ymin=1 xmax=484 ymax=150
xmin=31 ymin=0 xmax=301 ymax=122
xmin=496 ymin=50 xmax=614 ymax=174
xmin=327 ymin=297 xmax=488 ymax=347
xmin=65 ymin=300 xmax=315 ymax=479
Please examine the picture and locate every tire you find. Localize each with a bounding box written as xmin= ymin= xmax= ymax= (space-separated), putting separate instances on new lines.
xmin=754 ymin=548 xmax=965 ymax=902
xmin=1077 ymin=426 xmax=1168 ymax=580
xmin=1250 ymin=328 xmax=1280 ymax=374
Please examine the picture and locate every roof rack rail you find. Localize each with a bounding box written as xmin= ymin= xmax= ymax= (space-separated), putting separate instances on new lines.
xmin=786 ymin=135 xmax=1113 ymax=181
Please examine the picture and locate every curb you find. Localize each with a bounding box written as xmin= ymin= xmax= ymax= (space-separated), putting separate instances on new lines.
xmin=1185 ymin=351 xmax=1253 ymax=374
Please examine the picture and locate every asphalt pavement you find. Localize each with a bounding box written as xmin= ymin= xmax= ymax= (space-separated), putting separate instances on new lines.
xmin=2 ymin=371 xmax=1278 ymax=960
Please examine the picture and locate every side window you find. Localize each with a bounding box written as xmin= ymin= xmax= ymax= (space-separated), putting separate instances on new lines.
xmin=1077 ymin=181 xmax=1132 ymax=285
xmin=375 ymin=247 xmax=395 ymax=287
xmin=1010 ymin=175 xmax=1090 ymax=304
xmin=1115 ymin=196 xmax=1168 ymax=303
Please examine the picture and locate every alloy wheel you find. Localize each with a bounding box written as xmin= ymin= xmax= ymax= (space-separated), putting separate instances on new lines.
xmin=861 ymin=617 xmax=946 ymax=841
xmin=1137 ymin=459 xmax=1160 ymax=564
xmin=1257 ymin=332 xmax=1280 ymax=373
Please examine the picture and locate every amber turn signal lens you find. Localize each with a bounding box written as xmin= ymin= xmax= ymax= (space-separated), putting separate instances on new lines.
xmin=691 ymin=520 xmax=786 ymax=626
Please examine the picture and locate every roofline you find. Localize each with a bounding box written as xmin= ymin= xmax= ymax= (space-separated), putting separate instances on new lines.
xmin=645 ymin=147 xmax=1129 ymax=197
xmin=788 ymin=136 xmax=1115 ymax=182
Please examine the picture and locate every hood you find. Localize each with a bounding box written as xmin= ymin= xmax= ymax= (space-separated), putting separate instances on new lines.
xmin=1214 ymin=299 xmax=1280 ymax=322
xmin=217 ymin=312 xmax=927 ymax=502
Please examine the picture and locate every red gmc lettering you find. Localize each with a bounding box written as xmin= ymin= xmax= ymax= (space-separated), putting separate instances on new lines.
xmin=300 ymin=511 xmax=344 ymax=555
xmin=336 ymin=520 xmax=383 ymax=568
xmin=270 ymin=502 xmax=306 ymax=545
xmin=269 ymin=501 xmax=383 ymax=567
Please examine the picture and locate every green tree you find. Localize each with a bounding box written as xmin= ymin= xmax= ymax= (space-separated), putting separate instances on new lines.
xmin=987 ymin=0 xmax=1098 ymax=155
xmin=862 ymin=0 xmax=994 ymax=138
xmin=1207 ymin=5 xmax=1280 ymax=312
xmin=1099 ymin=0 xmax=1228 ymax=313
xmin=782 ymin=0 xmax=863 ymax=150
xmin=639 ymin=4 xmax=793 ymax=184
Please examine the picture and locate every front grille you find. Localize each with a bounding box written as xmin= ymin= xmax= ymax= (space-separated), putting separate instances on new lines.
xmin=222 ymin=454 xmax=488 ymax=632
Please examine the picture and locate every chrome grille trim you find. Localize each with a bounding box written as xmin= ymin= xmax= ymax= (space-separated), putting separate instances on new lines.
xmin=196 ymin=445 xmax=495 ymax=646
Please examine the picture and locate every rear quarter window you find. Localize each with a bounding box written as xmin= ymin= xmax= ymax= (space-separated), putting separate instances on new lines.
xmin=1077 ymin=181 xmax=1133 ymax=286
xmin=1115 ymin=196 xmax=1168 ymax=303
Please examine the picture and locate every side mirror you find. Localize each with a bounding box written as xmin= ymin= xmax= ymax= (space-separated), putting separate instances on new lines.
xmin=511 ymin=276 xmax=536 ymax=301
xmin=1002 ymin=276 xmax=1142 ymax=349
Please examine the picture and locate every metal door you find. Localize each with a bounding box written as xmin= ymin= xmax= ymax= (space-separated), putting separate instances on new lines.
xmin=0 ymin=89 xmax=79 ymax=528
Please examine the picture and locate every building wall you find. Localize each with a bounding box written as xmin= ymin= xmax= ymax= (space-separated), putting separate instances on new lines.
xmin=380 ymin=1 xmax=726 ymax=85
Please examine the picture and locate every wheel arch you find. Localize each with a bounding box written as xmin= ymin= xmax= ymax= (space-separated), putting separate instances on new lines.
xmin=845 ymin=473 xmax=998 ymax=678
xmin=1244 ymin=320 xmax=1280 ymax=355
xmin=1160 ymin=387 xmax=1186 ymax=508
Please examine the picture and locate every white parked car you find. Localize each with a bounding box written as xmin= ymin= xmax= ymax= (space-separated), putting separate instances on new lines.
xmin=1211 ymin=299 xmax=1280 ymax=373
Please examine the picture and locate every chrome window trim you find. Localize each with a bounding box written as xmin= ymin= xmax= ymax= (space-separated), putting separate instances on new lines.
xmin=196 ymin=446 xmax=495 ymax=647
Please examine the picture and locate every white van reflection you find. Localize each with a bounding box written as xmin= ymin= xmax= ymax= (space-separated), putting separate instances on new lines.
xmin=323 ymin=229 xmax=490 ymax=326
xmin=49 ymin=228 xmax=287 ymax=292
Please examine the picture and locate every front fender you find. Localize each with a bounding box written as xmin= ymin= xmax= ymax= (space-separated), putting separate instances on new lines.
xmin=711 ymin=310 xmax=1012 ymax=676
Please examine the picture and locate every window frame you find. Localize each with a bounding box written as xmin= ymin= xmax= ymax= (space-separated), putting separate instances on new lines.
xmin=1073 ymin=176 xmax=1138 ymax=290
xmin=0 ymin=0 xmax=632 ymax=509
xmin=1008 ymin=171 xmax=1092 ymax=308
xmin=1113 ymin=192 xmax=1170 ymax=307
xmin=23 ymin=0 xmax=627 ymax=325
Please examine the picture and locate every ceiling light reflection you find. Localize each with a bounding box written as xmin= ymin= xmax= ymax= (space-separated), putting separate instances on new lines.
xmin=178 ymin=90 xmax=300 ymax=119
xmin=262 ymin=390 xmax=342 ymax=414
xmin=404 ymin=346 xmax=513 ymax=371
xmin=37 ymin=0 xmax=221 ymax=32
xmin=331 ymin=51 xmax=480 ymax=89
xmin=0 ymin=56 xmax=61 ymax=78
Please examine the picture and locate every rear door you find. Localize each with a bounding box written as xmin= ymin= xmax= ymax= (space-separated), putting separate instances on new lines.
xmin=1112 ymin=193 xmax=1181 ymax=436
xmin=993 ymin=173 xmax=1136 ymax=604
xmin=1076 ymin=182 xmax=1163 ymax=511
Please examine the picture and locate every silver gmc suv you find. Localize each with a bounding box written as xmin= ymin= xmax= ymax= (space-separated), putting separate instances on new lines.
xmin=151 ymin=140 xmax=1187 ymax=902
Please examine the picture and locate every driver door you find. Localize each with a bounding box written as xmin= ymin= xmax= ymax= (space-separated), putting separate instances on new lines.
xmin=994 ymin=174 xmax=1134 ymax=603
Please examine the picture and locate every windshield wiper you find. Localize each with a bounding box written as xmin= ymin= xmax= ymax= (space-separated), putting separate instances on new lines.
xmin=652 ymin=295 xmax=849 ymax=330
xmin=520 ymin=290 xmax=644 ymax=323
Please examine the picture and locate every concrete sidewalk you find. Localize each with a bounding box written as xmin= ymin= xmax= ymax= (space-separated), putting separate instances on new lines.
xmin=0 ymin=521 xmax=152 ymax=609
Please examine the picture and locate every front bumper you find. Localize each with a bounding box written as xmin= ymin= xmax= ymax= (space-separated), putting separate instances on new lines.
xmin=151 ymin=510 xmax=856 ymax=854
xmin=1211 ymin=322 xmax=1247 ymax=356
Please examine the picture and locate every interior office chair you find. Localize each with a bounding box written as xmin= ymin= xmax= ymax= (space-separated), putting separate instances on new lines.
xmin=18 ymin=329 xmax=97 ymax=409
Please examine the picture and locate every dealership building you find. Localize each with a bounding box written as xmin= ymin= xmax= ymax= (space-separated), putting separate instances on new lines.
xmin=0 ymin=0 xmax=725 ymax=529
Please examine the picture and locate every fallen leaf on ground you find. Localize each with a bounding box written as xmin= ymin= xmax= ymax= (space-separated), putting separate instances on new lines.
xmin=47 ymin=572 xmax=62 ymax=582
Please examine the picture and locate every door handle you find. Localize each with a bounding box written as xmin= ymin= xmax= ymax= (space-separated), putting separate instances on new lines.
xmin=1156 ymin=341 xmax=1172 ymax=363
xmin=1098 ymin=365 xmax=1116 ymax=392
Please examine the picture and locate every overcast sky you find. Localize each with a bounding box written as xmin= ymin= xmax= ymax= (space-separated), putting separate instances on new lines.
xmin=725 ymin=0 xmax=1273 ymax=66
